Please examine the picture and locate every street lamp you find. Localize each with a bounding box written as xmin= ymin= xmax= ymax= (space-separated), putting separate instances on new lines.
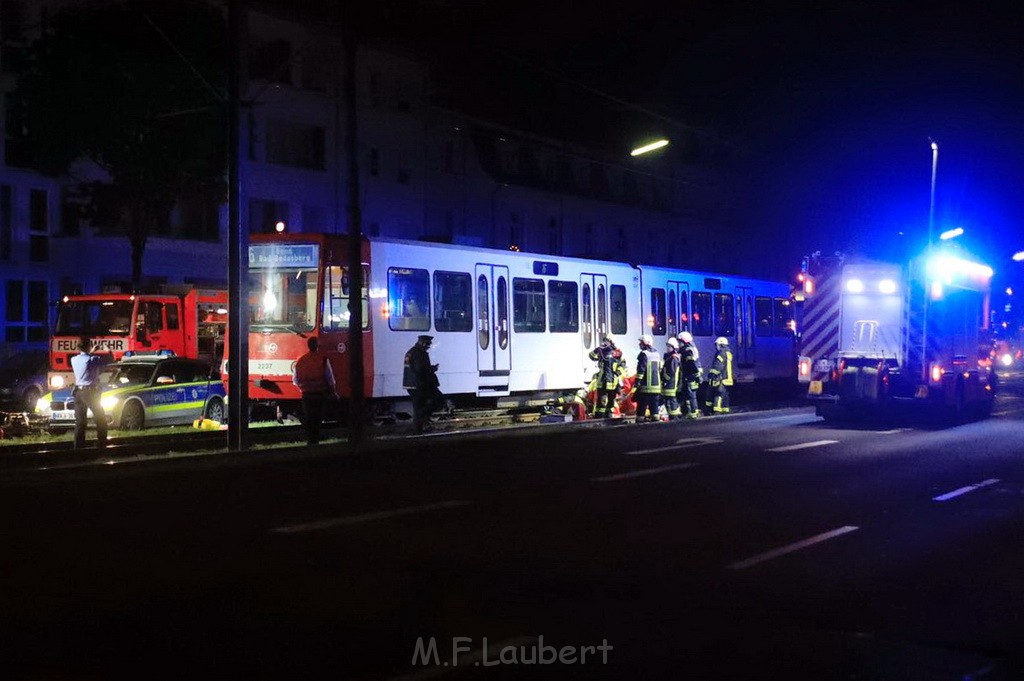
xmin=1012 ymin=251 xmax=1024 ymax=262
xmin=630 ymin=139 xmax=669 ymax=156
xmin=928 ymin=139 xmax=938 ymax=244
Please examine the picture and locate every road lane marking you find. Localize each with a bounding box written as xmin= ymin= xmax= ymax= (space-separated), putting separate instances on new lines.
xmin=875 ymin=428 xmax=911 ymax=435
xmin=388 ymin=636 xmax=538 ymax=681
xmin=591 ymin=462 xmax=700 ymax=483
xmin=932 ymin=478 xmax=1000 ymax=502
xmin=728 ymin=525 xmax=859 ymax=570
xmin=270 ymin=500 xmax=473 ymax=534
xmin=766 ymin=440 xmax=839 ymax=452
xmin=626 ymin=437 xmax=723 ymax=456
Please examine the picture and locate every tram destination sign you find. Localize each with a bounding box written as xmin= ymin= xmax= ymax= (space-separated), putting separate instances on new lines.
xmin=249 ymin=244 xmax=319 ymax=269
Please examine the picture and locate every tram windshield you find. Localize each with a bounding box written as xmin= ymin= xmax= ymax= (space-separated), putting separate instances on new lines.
xmin=249 ymin=268 xmax=317 ymax=334
xmin=55 ymin=300 xmax=134 ymax=336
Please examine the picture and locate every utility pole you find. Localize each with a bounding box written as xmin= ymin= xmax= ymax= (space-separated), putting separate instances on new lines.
xmin=227 ymin=0 xmax=250 ymax=450
xmin=343 ymin=24 xmax=365 ymax=446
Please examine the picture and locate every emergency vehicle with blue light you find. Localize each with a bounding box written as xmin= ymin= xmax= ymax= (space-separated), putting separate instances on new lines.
xmin=796 ymin=248 xmax=995 ymax=421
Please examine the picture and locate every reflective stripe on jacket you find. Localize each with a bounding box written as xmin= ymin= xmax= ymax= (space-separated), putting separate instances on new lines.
xmin=661 ymin=351 xmax=681 ymax=396
xmin=635 ymin=348 xmax=662 ymax=394
xmin=709 ymin=349 xmax=734 ymax=386
xmin=294 ymin=352 xmax=332 ymax=394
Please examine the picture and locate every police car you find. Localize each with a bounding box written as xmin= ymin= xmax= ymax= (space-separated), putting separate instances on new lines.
xmin=36 ymin=353 xmax=225 ymax=430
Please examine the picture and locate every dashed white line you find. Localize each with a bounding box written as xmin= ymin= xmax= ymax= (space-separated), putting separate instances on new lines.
xmin=591 ymin=462 xmax=700 ymax=483
xmin=766 ymin=440 xmax=839 ymax=452
xmin=626 ymin=437 xmax=723 ymax=456
xmin=875 ymin=428 xmax=911 ymax=435
xmin=270 ymin=500 xmax=473 ymax=534
xmin=728 ymin=525 xmax=859 ymax=570
xmin=932 ymin=478 xmax=1000 ymax=502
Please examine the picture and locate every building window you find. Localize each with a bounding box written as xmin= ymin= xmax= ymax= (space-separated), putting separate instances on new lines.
xmin=5 ymin=279 xmax=48 ymax=343
xmin=265 ymin=119 xmax=325 ymax=170
xmin=1 ymin=184 xmax=11 ymax=260
xmin=249 ymin=39 xmax=292 ymax=84
xmin=29 ymin=188 xmax=48 ymax=262
xmin=248 ymin=198 xmax=289 ymax=234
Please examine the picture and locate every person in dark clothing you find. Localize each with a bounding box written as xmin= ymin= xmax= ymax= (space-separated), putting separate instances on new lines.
xmin=403 ymin=335 xmax=443 ymax=434
xmin=292 ymin=336 xmax=337 ymax=446
xmin=588 ymin=333 xmax=623 ymax=418
xmin=679 ymin=331 xmax=703 ymax=418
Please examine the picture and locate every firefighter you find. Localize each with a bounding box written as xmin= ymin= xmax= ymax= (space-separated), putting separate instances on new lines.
xmin=706 ymin=336 xmax=734 ymax=414
xmin=679 ymin=331 xmax=703 ymax=418
xmin=589 ymin=333 xmax=622 ymax=418
xmin=632 ymin=334 xmax=662 ymax=422
xmin=661 ymin=337 xmax=683 ymax=420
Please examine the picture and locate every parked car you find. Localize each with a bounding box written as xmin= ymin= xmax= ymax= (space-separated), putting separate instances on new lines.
xmin=37 ymin=354 xmax=225 ymax=430
xmin=0 ymin=349 xmax=48 ymax=412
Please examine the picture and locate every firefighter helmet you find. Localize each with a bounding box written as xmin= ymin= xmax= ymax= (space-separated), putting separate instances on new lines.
xmin=715 ymin=336 xmax=729 ymax=346
xmin=603 ymin=333 xmax=616 ymax=346
xmin=667 ymin=337 xmax=679 ymax=349
xmin=678 ymin=331 xmax=694 ymax=344
xmin=639 ymin=334 xmax=653 ymax=347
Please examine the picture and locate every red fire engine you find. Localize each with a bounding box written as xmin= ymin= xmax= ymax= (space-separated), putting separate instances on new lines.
xmin=48 ymin=288 xmax=227 ymax=391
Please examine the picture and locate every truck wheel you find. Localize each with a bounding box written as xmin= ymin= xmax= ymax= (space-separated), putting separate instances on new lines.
xmin=120 ymin=401 xmax=145 ymax=430
xmin=205 ymin=397 xmax=225 ymax=424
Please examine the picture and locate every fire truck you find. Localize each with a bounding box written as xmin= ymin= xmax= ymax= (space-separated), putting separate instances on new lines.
xmin=796 ymin=248 xmax=995 ymax=422
xmin=48 ymin=287 xmax=227 ymax=391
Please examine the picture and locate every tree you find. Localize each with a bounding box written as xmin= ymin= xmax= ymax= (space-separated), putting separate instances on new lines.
xmin=10 ymin=0 xmax=227 ymax=286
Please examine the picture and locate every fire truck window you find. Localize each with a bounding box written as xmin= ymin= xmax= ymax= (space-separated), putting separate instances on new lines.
xmin=649 ymin=288 xmax=666 ymax=336
xmin=166 ymin=305 xmax=180 ymax=331
xmin=610 ymin=284 xmax=627 ymax=335
xmin=774 ymin=297 xmax=794 ymax=336
xmin=512 ymin=278 xmax=545 ymax=333
xmin=714 ymin=293 xmax=735 ymax=337
xmin=548 ymin=280 xmax=579 ymax=333
xmin=387 ymin=267 xmax=430 ymax=331
xmin=140 ymin=302 xmax=164 ymax=334
xmin=323 ymin=265 xmax=368 ymax=331
xmin=755 ymin=296 xmax=774 ymax=337
xmin=691 ymin=292 xmax=712 ymax=336
xmin=433 ymin=271 xmax=472 ymax=332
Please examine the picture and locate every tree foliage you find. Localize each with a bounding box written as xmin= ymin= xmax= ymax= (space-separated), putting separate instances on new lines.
xmin=11 ymin=0 xmax=227 ymax=285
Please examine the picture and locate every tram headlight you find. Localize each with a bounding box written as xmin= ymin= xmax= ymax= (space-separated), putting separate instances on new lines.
xmin=100 ymin=395 xmax=120 ymax=411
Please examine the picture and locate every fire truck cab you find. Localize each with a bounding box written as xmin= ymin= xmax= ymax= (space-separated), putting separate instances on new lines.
xmin=48 ymin=289 xmax=227 ymax=391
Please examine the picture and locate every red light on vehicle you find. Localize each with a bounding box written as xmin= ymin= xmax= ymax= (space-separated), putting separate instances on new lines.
xmin=799 ymin=358 xmax=811 ymax=377
xmin=803 ymin=278 xmax=815 ymax=295
xmin=930 ymin=364 xmax=943 ymax=383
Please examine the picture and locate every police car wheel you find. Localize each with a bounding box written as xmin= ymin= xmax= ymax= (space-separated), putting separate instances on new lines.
xmin=205 ymin=397 xmax=225 ymax=423
xmin=120 ymin=401 xmax=145 ymax=431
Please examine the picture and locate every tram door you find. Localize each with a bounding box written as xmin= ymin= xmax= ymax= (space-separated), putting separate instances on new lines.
xmin=667 ymin=280 xmax=691 ymax=337
xmin=734 ymin=286 xmax=754 ymax=367
xmin=474 ymin=264 xmax=511 ymax=395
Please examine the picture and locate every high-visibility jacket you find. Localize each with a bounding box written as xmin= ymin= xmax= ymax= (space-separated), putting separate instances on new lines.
xmin=709 ymin=349 xmax=734 ymax=386
xmin=293 ymin=351 xmax=334 ymax=394
xmin=588 ymin=344 xmax=622 ymax=390
xmin=661 ymin=350 xmax=681 ymax=397
xmin=635 ymin=348 xmax=662 ymax=394
xmin=682 ymin=343 xmax=703 ymax=388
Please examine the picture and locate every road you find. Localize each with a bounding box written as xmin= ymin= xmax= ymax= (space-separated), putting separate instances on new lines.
xmin=3 ymin=372 xmax=1024 ymax=679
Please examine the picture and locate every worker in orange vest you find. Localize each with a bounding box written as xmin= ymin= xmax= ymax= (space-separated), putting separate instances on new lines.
xmin=292 ymin=336 xmax=337 ymax=446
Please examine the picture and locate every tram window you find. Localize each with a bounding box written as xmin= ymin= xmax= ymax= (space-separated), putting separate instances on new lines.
xmin=596 ymin=283 xmax=608 ymax=337
xmin=387 ymin=267 xmax=430 ymax=331
xmin=667 ymin=289 xmax=677 ymax=338
xmin=773 ymin=297 xmax=794 ymax=336
xmin=513 ymin=278 xmax=545 ymax=333
xmin=497 ymin=276 xmax=509 ymax=349
xmin=322 ymin=265 xmax=368 ymax=331
xmin=477 ymin=274 xmax=490 ymax=350
xmin=691 ymin=292 xmax=712 ymax=336
xmin=433 ymin=271 xmax=472 ymax=332
xmin=649 ymin=288 xmax=666 ymax=336
xmin=679 ymin=290 xmax=690 ymax=332
xmin=755 ymin=296 xmax=773 ymax=337
xmin=548 ymin=280 xmax=579 ymax=333
xmin=714 ymin=293 xmax=735 ymax=337
xmin=610 ymin=284 xmax=627 ymax=335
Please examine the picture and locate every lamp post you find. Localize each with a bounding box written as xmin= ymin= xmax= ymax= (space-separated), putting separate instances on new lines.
xmin=928 ymin=139 xmax=938 ymax=244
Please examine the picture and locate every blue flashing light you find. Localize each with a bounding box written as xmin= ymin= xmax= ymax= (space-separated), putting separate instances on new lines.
xmin=157 ymin=349 xmax=176 ymax=356
xmin=926 ymin=254 xmax=993 ymax=283
xmin=938 ymin=227 xmax=964 ymax=241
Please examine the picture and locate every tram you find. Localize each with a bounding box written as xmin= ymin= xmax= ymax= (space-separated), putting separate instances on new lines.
xmin=233 ymin=232 xmax=794 ymax=420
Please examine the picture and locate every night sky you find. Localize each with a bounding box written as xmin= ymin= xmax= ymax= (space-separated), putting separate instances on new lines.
xmin=386 ymin=1 xmax=1023 ymax=278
